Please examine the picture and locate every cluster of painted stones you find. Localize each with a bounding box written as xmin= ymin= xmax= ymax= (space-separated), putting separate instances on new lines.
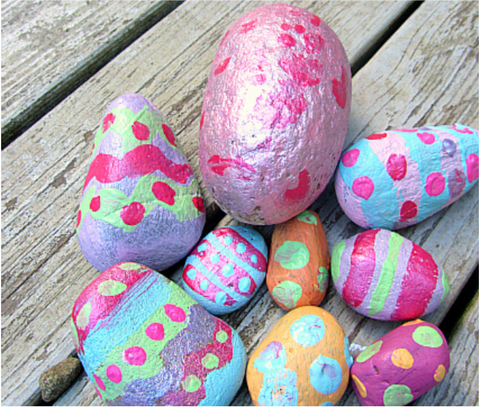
xmin=182 ymin=225 xmax=268 ymax=315
xmin=350 ymin=320 xmax=450 ymax=406
xmin=78 ymin=93 xmax=205 ymax=272
xmin=267 ymin=210 xmax=330 ymax=310
xmin=199 ymin=3 xmax=351 ymax=225
xmin=71 ymin=262 xmax=246 ymax=406
xmin=246 ymin=307 xmax=352 ymax=406
xmin=335 ymin=124 xmax=479 ymax=230
xmin=331 ymin=229 xmax=449 ymax=321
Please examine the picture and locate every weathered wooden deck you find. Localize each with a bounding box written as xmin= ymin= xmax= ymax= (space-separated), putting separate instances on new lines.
xmin=2 ymin=1 xmax=478 ymax=406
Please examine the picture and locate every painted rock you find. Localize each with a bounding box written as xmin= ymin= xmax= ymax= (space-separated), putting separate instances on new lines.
xmin=267 ymin=210 xmax=329 ymax=310
xmin=71 ymin=262 xmax=246 ymax=405
xmin=182 ymin=225 xmax=268 ymax=315
xmin=199 ymin=4 xmax=351 ymax=225
xmin=77 ymin=93 xmax=205 ymax=272
xmin=351 ymin=319 xmax=450 ymax=406
xmin=335 ymin=124 xmax=479 ymax=229
xmin=331 ymin=229 xmax=449 ymax=321
xmin=247 ymin=306 xmax=352 ymax=406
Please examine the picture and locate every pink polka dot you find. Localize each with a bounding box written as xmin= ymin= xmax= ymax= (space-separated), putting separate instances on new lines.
xmin=417 ymin=132 xmax=436 ymax=144
xmin=400 ymin=200 xmax=418 ymax=221
xmin=366 ymin=133 xmax=387 ymax=140
xmin=164 ymin=304 xmax=186 ymax=322
xmin=278 ymin=33 xmax=295 ymax=47
xmin=145 ymin=322 xmax=165 ymax=341
xmin=93 ymin=373 xmax=106 ymax=391
xmin=132 ymin=121 xmax=150 ymax=141
xmin=102 ymin=113 xmax=115 ymax=133
xmin=352 ymin=176 xmax=374 ymax=200
xmin=192 ymin=196 xmax=205 ymax=213
xmin=106 ymin=365 xmax=122 ymax=383
xmin=425 ymin=172 xmax=446 ymax=197
xmin=152 ymin=182 xmax=176 ymax=205
xmin=200 ymin=112 xmax=205 ymax=130
xmin=281 ymin=23 xmax=293 ymax=30
xmin=386 ymin=154 xmax=407 ymax=181
xmin=214 ymin=57 xmax=231 ymax=75
xmin=90 ymin=196 xmax=101 ymax=212
xmin=162 ymin=124 xmax=177 ymax=147
xmin=123 ymin=346 xmax=147 ymax=366
xmin=303 ymin=33 xmax=324 ymax=54
xmin=76 ymin=210 xmax=82 ymax=228
xmin=466 ymin=153 xmax=479 ymax=183
xmin=342 ymin=149 xmax=360 ymax=167
xmin=120 ymin=202 xmax=145 ymax=226
xmin=310 ymin=15 xmax=321 ymax=26
xmin=294 ymin=24 xmax=305 ymax=33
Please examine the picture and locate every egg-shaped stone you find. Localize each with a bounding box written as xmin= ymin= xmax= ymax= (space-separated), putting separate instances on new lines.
xmin=335 ymin=124 xmax=479 ymax=229
xmin=77 ymin=93 xmax=205 ymax=272
xmin=247 ymin=306 xmax=352 ymax=406
xmin=182 ymin=225 xmax=268 ymax=315
xmin=71 ymin=262 xmax=246 ymax=406
xmin=199 ymin=4 xmax=351 ymax=225
xmin=267 ymin=210 xmax=329 ymax=310
xmin=331 ymin=229 xmax=449 ymax=321
xmin=351 ymin=319 xmax=450 ymax=406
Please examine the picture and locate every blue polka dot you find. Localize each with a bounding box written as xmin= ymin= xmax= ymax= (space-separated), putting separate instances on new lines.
xmin=215 ymin=291 xmax=226 ymax=306
xmin=309 ymin=355 xmax=343 ymax=395
xmin=290 ymin=315 xmax=325 ymax=347
xmin=200 ymin=280 xmax=209 ymax=291
xmin=224 ymin=236 xmax=233 ymax=245
xmin=237 ymin=243 xmax=246 ymax=254
xmin=198 ymin=243 xmax=207 ymax=252
xmin=251 ymin=255 xmax=258 ymax=263
xmin=186 ymin=268 xmax=196 ymax=280
xmin=238 ymin=277 xmax=251 ymax=293
xmin=321 ymin=402 xmax=334 ymax=406
xmin=222 ymin=264 xmax=234 ymax=278
xmin=210 ymin=253 xmax=220 ymax=264
xmin=344 ymin=336 xmax=353 ymax=368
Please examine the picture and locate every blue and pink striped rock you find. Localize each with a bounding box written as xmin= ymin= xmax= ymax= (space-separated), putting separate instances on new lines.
xmin=331 ymin=229 xmax=449 ymax=321
xmin=182 ymin=226 xmax=268 ymax=315
xmin=335 ymin=124 xmax=478 ymax=230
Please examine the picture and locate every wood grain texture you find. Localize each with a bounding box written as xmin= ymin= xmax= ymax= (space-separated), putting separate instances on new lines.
xmin=414 ymin=292 xmax=479 ymax=406
xmin=1 ymin=0 xmax=181 ymax=147
xmin=1 ymin=1 xmax=414 ymax=405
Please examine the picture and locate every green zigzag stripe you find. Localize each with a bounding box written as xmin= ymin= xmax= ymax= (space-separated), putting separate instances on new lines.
xmin=78 ymin=174 xmax=202 ymax=233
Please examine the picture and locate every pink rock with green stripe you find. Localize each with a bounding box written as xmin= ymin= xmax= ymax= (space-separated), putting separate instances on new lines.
xmin=331 ymin=229 xmax=449 ymax=321
xmin=71 ymin=262 xmax=246 ymax=405
xmin=77 ymin=94 xmax=205 ymax=272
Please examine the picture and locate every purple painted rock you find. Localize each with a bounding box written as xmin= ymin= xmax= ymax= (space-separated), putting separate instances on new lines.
xmin=331 ymin=229 xmax=449 ymax=321
xmin=335 ymin=124 xmax=479 ymax=230
xmin=182 ymin=225 xmax=268 ymax=315
xmin=77 ymin=94 xmax=205 ymax=272
xmin=71 ymin=262 xmax=246 ymax=405
xmin=350 ymin=319 xmax=450 ymax=406
xmin=199 ymin=4 xmax=351 ymax=225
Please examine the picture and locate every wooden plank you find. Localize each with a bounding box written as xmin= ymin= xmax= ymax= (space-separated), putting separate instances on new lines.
xmin=1 ymin=0 xmax=416 ymax=405
xmin=1 ymin=0 xmax=181 ymax=148
xmin=414 ymin=292 xmax=479 ymax=406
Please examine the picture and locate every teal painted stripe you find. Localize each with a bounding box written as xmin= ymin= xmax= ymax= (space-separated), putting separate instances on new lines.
xmin=368 ymin=233 xmax=404 ymax=316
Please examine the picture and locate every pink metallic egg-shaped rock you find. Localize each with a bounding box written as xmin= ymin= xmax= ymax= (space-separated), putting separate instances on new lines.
xmin=350 ymin=320 xmax=450 ymax=406
xmin=199 ymin=4 xmax=351 ymax=225
xmin=331 ymin=229 xmax=449 ymax=321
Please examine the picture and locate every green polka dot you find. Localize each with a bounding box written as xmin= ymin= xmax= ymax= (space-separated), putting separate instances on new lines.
xmin=272 ymin=280 xmax=303 ymax=309
xmin=76 ymin=302 xmax=92 ymax=329
xmin=182 ymin=375 xmax=201 ymax=393
xmin=357 ymin=341 xmax=382 ymax=363
xmin=318 ymin=267 xmax=328 ymax=292
xmin=216 ymin=330 xmax=228 ymax=343
xmin=383 ymin=384 xmax=413 ymax=406
xmin=297 ymin=210 xmax=318 ymax=225
xmin=202 ymin=353 xmax=219 ymax=369
xmin=119 ymin=262 xmax=142 ymax=270
xmin=412 ymin=326 xmax=443 ymax=348
xmin=274 ymin=241 xmax=310 ymax=269
xmin=70 ymin=318 xmax=80 ymax=348
xmin=331 ymin=240 xmax=345 ymax=283
xmin=440 ymin=272 xmax=450 ymax=302
xmin=97 ymin=280 xmax=127 ymax=296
